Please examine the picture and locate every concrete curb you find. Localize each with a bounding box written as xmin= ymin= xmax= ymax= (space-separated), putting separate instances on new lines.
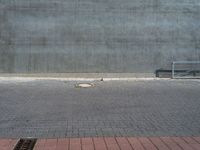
xmin=0 ymin=77 xmax=199 ymax=83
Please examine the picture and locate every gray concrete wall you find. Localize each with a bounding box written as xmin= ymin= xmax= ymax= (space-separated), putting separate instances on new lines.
xmin=0 ymin=0 xmax=200 ymax=73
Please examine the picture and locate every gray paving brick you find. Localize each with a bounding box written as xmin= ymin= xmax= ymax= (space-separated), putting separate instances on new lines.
xmin=0 ymin=79 xmax=199 ymax=138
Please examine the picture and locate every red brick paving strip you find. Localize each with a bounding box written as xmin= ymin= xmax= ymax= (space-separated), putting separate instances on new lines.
xmin=172 ymin=137 xmax=195 ymax=150
xmin=56 ymin=138 xmax=69 ymax=150
xmin=160 ymin=137 xmax=183 ymax=150
xmin=182 ymin=137 xmax=200 ymax=150
xmin=0 ymin=139 xmax=18 ymax=150
xmin=34 ymin=139 xmax=46 ymax=150
xmin=44 ymin=139 xmax=58 ymax=150
xmin=138 ymin=137 xmax=158 ymax=150
xmin=115 ymin=137 xmax=133 ymax=150
xmin=81 ymin=138 xmax=94 ymax=150
xmin=93 ymin=137 xmax=107 ymax=150
xmin=69 ymin=138 xmax=81 ymax=150
xmin=127 ymin=137 xmax=145 ymax=150
xmin=149 ymin=137 xmax=170 ymax=150
xmin=1 ymin=137 xmax=200 ymax=150
xmin=193 ymin=137 xmax=200 ymax=144
xmin=104 ymin=137 xmax=120 ymax=150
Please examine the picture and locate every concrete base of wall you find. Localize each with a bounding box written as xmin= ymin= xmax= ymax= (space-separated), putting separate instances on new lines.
xmin=0 ymin=73 xmax=155 ymax=78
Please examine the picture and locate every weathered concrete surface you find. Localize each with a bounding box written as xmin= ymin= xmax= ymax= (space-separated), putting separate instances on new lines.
xmin=0 ymin=0 xmax=200 ymax=73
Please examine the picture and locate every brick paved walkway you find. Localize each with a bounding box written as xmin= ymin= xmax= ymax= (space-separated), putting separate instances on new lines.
xmin=1 ymin=80 xmax=200 ymax=138
xmin=1 ymin=137 xmax=200 ymax=150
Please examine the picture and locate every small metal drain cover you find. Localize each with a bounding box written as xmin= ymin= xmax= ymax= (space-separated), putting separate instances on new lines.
xmin=75 ymin=83 xmax=94 ymax=88
xmin=13 ymin=138 xmax=37 ymax=150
